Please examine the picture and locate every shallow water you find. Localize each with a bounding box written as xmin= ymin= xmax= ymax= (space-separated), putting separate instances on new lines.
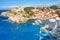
xmin=0 ymin=10 xmax=56 ymax=40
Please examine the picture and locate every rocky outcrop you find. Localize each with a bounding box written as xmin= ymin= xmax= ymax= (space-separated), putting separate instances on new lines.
xmin=1 ymin=6 xmax=60 ymax=23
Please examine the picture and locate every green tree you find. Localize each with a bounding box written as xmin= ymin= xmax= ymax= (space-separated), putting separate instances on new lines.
xmin=24 ymin=7 xmax=34 ymax=13
xmin=24 ymin=7 xmax=35 ymax=16
xmin=50 ymin=5 xmax=59 ymax=10
xmin=56 ymin=11 xmax=60 ymax=17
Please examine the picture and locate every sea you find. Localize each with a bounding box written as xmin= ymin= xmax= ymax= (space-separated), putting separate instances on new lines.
xmin=0 ymin=10 xmax=56 ymax=40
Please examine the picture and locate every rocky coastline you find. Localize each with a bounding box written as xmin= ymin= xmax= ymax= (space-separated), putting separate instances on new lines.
xmin=1 ymin=6 xmax=60 ymax=24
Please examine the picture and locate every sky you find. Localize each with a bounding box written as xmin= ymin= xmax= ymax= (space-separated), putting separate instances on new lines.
xmin=0 ymin=0 xmax=60 ymax=10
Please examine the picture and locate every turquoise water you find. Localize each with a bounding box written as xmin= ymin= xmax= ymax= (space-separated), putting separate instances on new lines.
xmin=0 ymin=10 xmax=56 ymax=40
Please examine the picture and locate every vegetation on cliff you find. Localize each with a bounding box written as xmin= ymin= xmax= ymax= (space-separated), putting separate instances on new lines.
xmin=1 ymin=6 xmax=60 ymax=23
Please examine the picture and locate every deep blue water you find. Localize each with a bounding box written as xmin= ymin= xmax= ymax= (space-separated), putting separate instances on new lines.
xmin=0 ymin=10 xmax=55 ymax=40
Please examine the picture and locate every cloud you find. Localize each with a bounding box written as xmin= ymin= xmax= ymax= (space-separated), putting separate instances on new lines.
xmin=0 ymin=6 xmax=19 ymax=8
xmin=0 ymin=6 xmax=20 ymax=10
xmin=55 ymin=0 xmax=60 ymax=4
